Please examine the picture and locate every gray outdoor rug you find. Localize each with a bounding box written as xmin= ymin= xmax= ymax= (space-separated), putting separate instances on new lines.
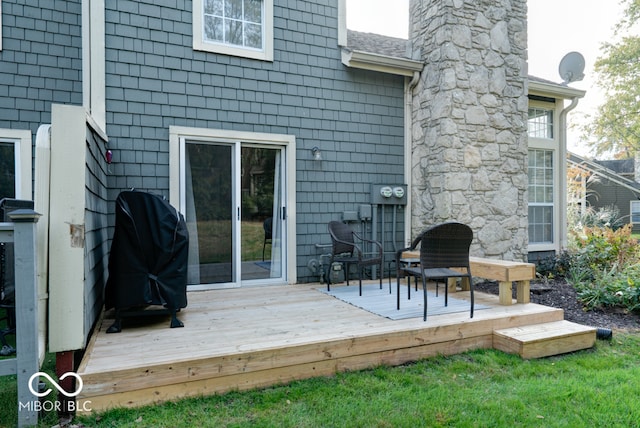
xmin=319 ymin=283 xmax=488 ymax=320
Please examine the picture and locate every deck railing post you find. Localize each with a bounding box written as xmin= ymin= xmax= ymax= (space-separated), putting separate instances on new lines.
xmin=9 ymin=209 xmax=41 ymax=427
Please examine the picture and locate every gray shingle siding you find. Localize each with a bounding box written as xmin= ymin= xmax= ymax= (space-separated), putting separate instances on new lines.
xmin=0 ymin=0 xmax=82 ymax=138
xmin=104 ymin=0 xmax=406 ymax=281
xmin=587 ymin=180 xmax=638 ymax=229
xmin=84 ymin=127 xmax=109 ymax=335
xmin=2 ymin=0 xmax=405 ymax=283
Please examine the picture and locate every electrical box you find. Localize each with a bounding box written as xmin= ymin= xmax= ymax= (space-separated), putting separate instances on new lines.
xmin=342 ymin=211 xmax=358 ymax=222
xmin=370 ymin=184 xmax=408 ymax=205
xmin=358 ymin=204 xmax=372 ymax=220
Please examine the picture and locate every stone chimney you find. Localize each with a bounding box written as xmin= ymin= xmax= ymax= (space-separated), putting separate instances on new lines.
xmin=409 ymin=0 xmax=529 ymax=260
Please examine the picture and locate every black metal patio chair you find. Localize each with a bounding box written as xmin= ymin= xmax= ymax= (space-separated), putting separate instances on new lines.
xmin=397 ymin=222 xmax=474 ymax=321
xmin=327 ymin=221 xmax=383 ymax=296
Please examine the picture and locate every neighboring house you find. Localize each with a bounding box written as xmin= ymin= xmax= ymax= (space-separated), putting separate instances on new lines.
xmin=568 ymin=152 xmax=640 ymax=231
xmin=0 ymin=0 xmax=584 ymax=370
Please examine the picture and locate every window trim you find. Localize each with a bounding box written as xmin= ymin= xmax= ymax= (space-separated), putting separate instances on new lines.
xmin=0 ymin=129 xmax=32 ymax=200
xmin=192 ymin=0 xmax=274 ymax=61
xmin=527 ymin=100 xmax=560 ymax=252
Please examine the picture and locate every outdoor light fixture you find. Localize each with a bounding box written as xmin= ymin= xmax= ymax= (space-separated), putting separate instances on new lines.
xmin=311 ymin=146 xmax=322 ymax=161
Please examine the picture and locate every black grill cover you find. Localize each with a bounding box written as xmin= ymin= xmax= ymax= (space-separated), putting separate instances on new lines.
xmin=105 ymin=190 xmax=188 ymax=312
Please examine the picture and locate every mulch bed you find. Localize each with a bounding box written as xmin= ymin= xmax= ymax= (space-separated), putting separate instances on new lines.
xmin=474 ymin=278 xmax=640 ymax=332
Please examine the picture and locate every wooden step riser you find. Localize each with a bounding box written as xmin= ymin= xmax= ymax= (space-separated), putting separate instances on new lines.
xmin=493 ymin=321 xmax=597 ymax=359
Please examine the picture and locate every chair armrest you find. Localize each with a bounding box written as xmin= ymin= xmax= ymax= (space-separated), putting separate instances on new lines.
xmin=396 ymin=246 xmax=411 ymax=258
xmin=352 ymin=231 xmax=383 ymax=258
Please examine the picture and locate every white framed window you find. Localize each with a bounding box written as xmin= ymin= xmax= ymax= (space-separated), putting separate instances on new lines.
xmin=631 ymin=201 xmax=640 ymax=224
xmin=193 ymin=0 xmax=274 ymax=61
xmin=0 ymin=129 xmax=32 ymax=201
xmin=527 ymin=101 xmax=559 ymax=251
xmin=528 ymin=107 xmax=554 ymax=139
xmin=528 ymin=148 xmax=554 ymax=244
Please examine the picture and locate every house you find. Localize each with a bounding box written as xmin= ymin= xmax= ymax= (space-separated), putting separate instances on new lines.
xmin=0 ymin=0 xmax=584 ymax=384
xmin=568 ymin=152 xmax=640 ymax=230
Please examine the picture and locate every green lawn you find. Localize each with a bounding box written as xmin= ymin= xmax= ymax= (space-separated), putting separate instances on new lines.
xmin=193 ymin=220 xmax=269 ymax=263
xmin=3 ymin=332 xmax=638 ymax=427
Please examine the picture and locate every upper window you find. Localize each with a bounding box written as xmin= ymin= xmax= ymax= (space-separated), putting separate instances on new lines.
xmin=528 ymin=107 xmax=554 ymax=139
xmin=193 ymin=0 xmax=273 ymax=61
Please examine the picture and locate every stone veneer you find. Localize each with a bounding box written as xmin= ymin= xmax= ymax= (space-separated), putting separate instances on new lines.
xmin=409 ymin=0 xmax=529 ymax=260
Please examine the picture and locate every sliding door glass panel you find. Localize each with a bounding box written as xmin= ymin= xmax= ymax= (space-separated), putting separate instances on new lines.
xmin=184 ymin=142 xmax=234 ymax=284
xmin=240 ymin=146 xmax=283 ymax=281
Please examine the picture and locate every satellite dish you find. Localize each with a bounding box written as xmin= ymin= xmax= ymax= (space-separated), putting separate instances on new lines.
xmin=558 ymin=51 xmax=585 ymax=85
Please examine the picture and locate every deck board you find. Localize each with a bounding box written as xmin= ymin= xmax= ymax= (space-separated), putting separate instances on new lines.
xmin=76 ymin=282 xmax=567 ymax=412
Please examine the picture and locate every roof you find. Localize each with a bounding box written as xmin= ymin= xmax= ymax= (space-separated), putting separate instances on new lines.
xmin=594 ymin=159 xmax=635 ymax=175
xmin=343 ymin=31 xmax=586 ymax=99
xmin=568 ymin=152 xmax=640 ymax=194
xmin=341 ymin=30 xmax=422 ymax=77
xmin=346 ymin=30 xmax=410 ymax=59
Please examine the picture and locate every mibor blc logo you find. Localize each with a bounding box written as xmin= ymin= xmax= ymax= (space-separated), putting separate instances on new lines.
xmin=19 ymin=372 xmax=92 ymax=413
xmin=28 ymin=372 xmax=83 ymax=397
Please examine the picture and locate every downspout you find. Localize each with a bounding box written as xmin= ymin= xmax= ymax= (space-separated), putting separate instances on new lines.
xmin=558 ymin=96 xmax=580 ymax=251
xmin=404 ymin=71 xmax=420 ymax=245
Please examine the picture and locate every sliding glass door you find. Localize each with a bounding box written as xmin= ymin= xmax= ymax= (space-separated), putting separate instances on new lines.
xmin=181 ymin=139 xmax=285 ymax=289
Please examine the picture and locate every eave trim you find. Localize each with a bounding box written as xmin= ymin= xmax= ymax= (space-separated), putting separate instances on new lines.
xmin=341 ymin=49 xmax=423 ymax=77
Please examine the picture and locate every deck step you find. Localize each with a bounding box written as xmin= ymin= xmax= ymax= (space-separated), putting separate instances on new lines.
xmin=493 ymin=320 xmax=597 ymax=359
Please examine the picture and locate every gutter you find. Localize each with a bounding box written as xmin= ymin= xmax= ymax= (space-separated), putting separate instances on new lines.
xmin=559 ymin=97 xmax=581 ymax=250
xmin=404 ymin=71 xmax=420 ymax=244
xmin=341 ymin=49 xmax=423 ymax=77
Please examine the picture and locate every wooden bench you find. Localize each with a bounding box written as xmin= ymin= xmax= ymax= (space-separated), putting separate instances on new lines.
xmin=401 ymin=252 xmax=536 ymax=306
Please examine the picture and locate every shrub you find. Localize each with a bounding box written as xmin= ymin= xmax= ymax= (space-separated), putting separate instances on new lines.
xmin=534 ymin=251 xmax=572 ymax=279
xmin=575 ymin=264 xmax=640 ymax=312
xmin=568 ymin=204 xmax=625 ymax=231
xmin=565 ymin=223 xmax=640 ymax=313
xmin=568 ymin=224 xmax=640 ymax=272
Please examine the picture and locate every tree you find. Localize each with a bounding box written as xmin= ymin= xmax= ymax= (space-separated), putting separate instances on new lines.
xmin=583 ymin=0 xmax=640 ymax=158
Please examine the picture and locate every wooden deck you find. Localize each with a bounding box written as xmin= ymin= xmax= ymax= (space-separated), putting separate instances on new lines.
xmin=76 ymin=282 xmax=569 ymax=413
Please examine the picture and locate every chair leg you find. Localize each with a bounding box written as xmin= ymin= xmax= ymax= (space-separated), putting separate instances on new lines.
xmin=422 ymin=275 xmax=428 ymax=321
xmin=345 ymin=263 xmax=350 ymax=286
xmin=379 ymin=261 xmax=383 ymax=290
xmin=470 ymin=278 xmax=474 ymax=318
xmin=444 ymin=279 xmax=448 ymax=307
